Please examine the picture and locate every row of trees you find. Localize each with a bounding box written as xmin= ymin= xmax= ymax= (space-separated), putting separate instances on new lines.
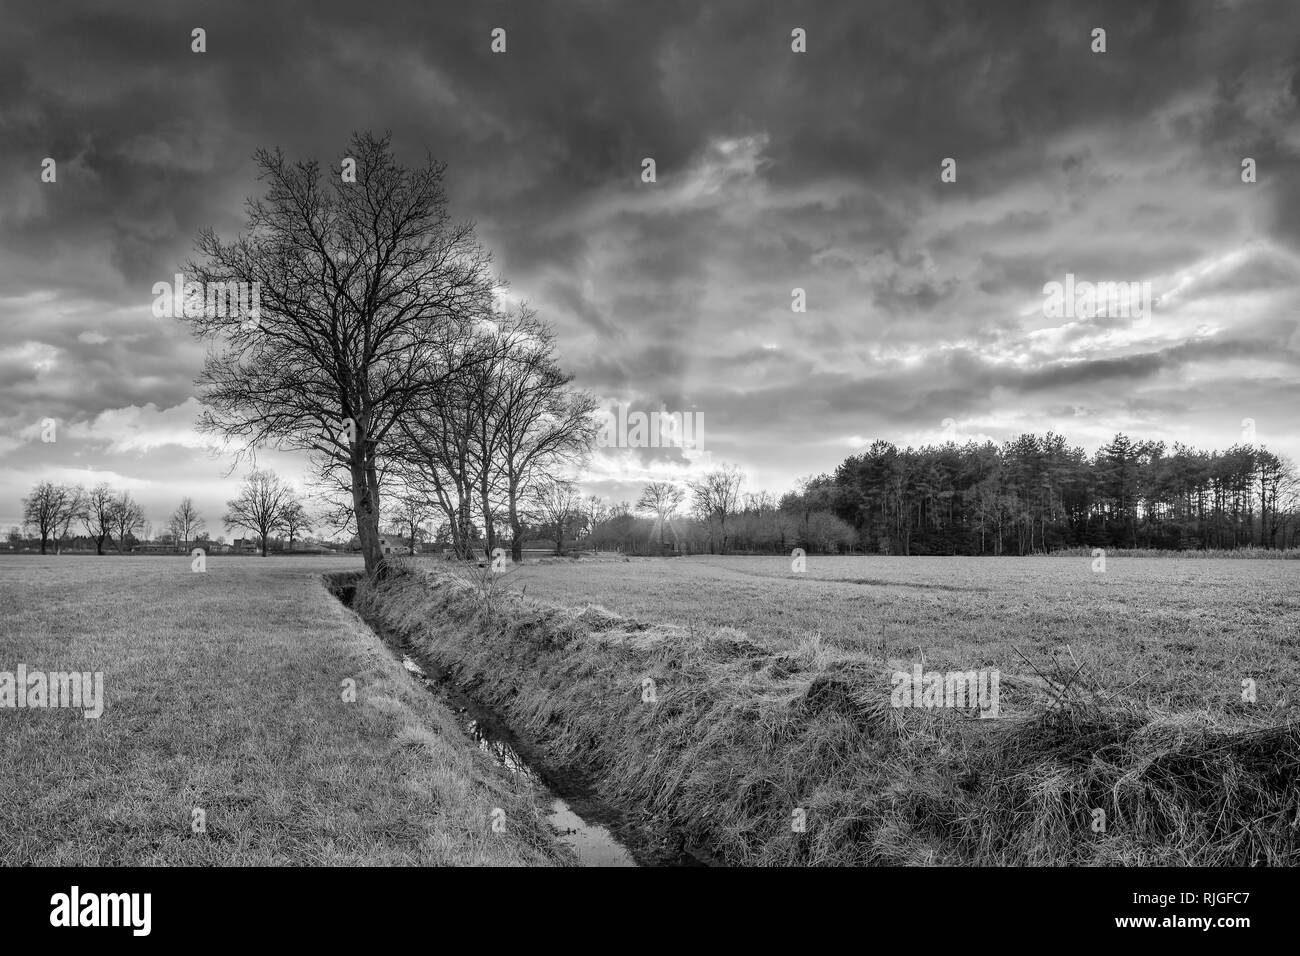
xmin=386 ymin=308 xmax=597 ymax=562
xmin=568 ymin=434 xmax=1299 ymax=557
xmin=181 ymin=133 xmax=596 ymax=574
xmin=16 ymin=472 xmax=312 ymax=556
xmin=446 ymin=469 xmax=855 ymax=557
xmin=19 ymin=437 xmax=1298 ymax=559
xmin=580 ymin=483 xmax=857 ymax=556
xmin=21 ymin=482 xmax=154 ymax=555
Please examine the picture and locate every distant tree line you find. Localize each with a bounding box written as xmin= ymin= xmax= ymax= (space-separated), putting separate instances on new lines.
xmin=567 ymin=434 xmax=1300 ymax=558
xmin=792 ymin=433 xmax=1300 ymax=555
xmin=16 ymin=434 xmax=1297 ymax=559
xmin=526 ymin=466 xmax=856 ymax=557
xmin=13 ymin=471 xmax=316 ymax=556
xmin=17 ymin=482 xmax=150 ymax=555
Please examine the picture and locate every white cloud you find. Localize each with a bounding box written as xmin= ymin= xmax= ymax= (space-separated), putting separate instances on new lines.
xmin=63 ymin=398 xmax=217 ymax=454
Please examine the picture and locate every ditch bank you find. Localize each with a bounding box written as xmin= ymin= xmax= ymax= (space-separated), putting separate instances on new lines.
xmin=326 ymin=571 xmax=693 ymax=866
xmin=342 ymin=564 xmax=1300 ymax=866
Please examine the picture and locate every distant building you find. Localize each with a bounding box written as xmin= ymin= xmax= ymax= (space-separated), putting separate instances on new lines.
xmin=378 ymin=537 xmax=420 ymax=555
xmin=133 ymin=542 xmax=177 ymax=554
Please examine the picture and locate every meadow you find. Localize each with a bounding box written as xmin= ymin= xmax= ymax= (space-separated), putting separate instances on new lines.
xmin=357 ymin=552 xmax=1300 ymax=865
xmin=0 ymin=555 xmax=569 ymax=866
xmin=495 ymin=554 xmax=1300 ymax=717
xmin=4 ymin=551 xmax=1297 ymax=867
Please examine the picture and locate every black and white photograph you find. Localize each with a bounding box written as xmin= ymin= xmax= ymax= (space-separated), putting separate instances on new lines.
xmin=0 ymin=0 xmax=1296 ymax=935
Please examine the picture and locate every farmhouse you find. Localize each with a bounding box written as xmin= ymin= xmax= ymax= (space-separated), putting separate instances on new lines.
xmin=378 ymin=537 xmax=419 ymax=555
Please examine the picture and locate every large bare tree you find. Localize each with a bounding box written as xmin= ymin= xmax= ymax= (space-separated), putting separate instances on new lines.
xmin=181 ymin=132 xmax=495 ymax=576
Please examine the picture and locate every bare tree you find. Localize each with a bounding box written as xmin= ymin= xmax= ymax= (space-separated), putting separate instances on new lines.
xmin=529 ymin=479 xmax=581 ymax=555
xmin=224 ymin=470 xmax=293 ymax=557
xmin=53 ymin=486 xmax=86 ymax=554
xmin=482 ymin=311 xmax=599 ymax=562
xmin=637 ymin=481 xmax=686 ymax=548
xmin=22 ymin=482 xmax=63 ymax=555
xmin=394 ymin=336 xmax=495 ymax=560
xmin=385 ymin=488 xmax=432 ymax=555
xmin=396 ymin=308 xmax=596 ymax=563
xmin=280 ymin=499 xmax=311 ymax=552
xmin=24 ymin=483 xmax=84 ymax=555
xmin=579 ymin=494 xmax=612 ymax=544
xmin=82 ymin=483 xmax=117 ymax=555
xmin=689 ymin=465 xmax=745 ymax=554
xmin=108 ymin=492 xmax=145 ymax=553
xmin=181 ymin=132 xmax=495 ymax=577
xmin=169 ymin=497 xmax=205 ymax=551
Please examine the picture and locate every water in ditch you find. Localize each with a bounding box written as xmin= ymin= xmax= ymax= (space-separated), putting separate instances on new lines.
xmin=396 ymin=652 xmax=636 ymax=867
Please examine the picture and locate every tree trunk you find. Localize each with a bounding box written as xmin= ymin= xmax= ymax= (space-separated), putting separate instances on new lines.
xmin=477 ymin=465 xmax=495 ymax=559
xmin=458 ymin=489 xmax=473 ymax=559
xmin=350 ymin=453 xmax=386 ymax=577
xmin=509 ymin=475 xmax=522 ymax=563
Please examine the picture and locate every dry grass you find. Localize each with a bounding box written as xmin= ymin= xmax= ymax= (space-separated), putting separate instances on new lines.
xmin=0 ymin=555 xmax=569 ymax=866
xmin=437 ymin=553 xmax=1300 ymax=716
xmin=359 ymin=556 xmax=1300 ymax=865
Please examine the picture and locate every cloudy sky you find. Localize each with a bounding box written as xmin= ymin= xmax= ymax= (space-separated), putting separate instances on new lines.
xmin=1 ymin=0 xmax=1298 ymax=535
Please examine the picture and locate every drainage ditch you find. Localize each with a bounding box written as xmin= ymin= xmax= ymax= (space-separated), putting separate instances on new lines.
xmin=327 ymin=574 xmax=706 ymax=867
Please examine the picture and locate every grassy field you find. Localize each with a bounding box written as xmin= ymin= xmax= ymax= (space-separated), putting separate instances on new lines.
xmin=494 ymin=554 xmax=1300 ymax=716
xmin=6 ymin=551 xmax=1297 ymax=866
xmin=358 ymin=553 xmax=1300 ymax=865
xmin=0 ymin=555 xmax=569 ymax=866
